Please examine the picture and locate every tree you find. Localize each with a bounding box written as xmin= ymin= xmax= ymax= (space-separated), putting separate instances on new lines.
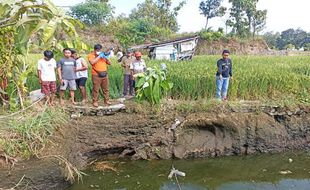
xmin=199 ymin=0 xmax=226 ymax=29
xmin=252 ymin=9 xmax=267 ymax=37
xmin=227 ymin=0 xmax=267 ymax=37
xmin=70 ymin=0 xmax=114 ymax=25
xmin=129 ymin=0 xmax=186 ymax=32
xmin=108 ymin=16 xmax=171 ymax=48
xmin=263 ymin=31 xmax=280 ymax=49
xmin=272 ymin=28 xmax=310 ymax=50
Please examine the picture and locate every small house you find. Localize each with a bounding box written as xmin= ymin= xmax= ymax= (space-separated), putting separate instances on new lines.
xmin=130 ymin=35 xmax=199 ymax=61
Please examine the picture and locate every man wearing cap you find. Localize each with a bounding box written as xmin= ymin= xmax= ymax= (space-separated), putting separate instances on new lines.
xmin=216 ymin=50 xmax=233 ymax=101
xmin=130 ymin=52 xmax=147 ymax=90
xmin=122 ymin=51 xmax=135 ymax=97
xmin=87 ymin=44 xmax=111 ymax=107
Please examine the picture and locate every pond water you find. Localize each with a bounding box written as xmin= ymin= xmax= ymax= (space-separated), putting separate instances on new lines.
xmin=67 ymin=152 xmax=310 ymax=190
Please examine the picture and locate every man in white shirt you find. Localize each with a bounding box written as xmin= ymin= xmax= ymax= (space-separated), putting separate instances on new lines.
xmin=130 ymin=51 xmax=146 ymax=91
xmin=71 ymin=49 xmax=88 ymax=104
xmin=37 ymin=50 xmax=57 ymax=106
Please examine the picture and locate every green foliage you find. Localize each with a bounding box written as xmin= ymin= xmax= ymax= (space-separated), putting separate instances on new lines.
xmin=129 ymin=0 xmax=186 ymax=33
xmin=298 ymin=88 xmax=310 ymax=104
xmin=107 ymin=17 xmax=172 ymax=48
xmin=263 ymin=32 xmax=280 ymax=49
xmin=135 ymin=67 xmax=173 ymax=105
xmin=0 ymin=0 xmax=83 ymax=109
xmin=275 ymin=29 xmax=310 ymax=50
xmin=199 ymin=28 xmax=224 ymax=40
xmin=304 ymin=43 xmax=310 ymax=51
xmin=1 ymin=107 xmax=67 ymax=158
xmin=227 ymin=0 xmax=267 ymax=37
xmin=70 ymin=1 xmax=114 ymax=25
xmin=199 ymin=0 xmax=226 ymax=29
xmin=0 ymin=27 xmax=16 ymax=105
xmin=284 ymin=43 xmax=295 ymax=50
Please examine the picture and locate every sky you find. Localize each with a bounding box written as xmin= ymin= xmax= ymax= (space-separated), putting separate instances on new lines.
xmin=52 ymin=0 xmax=310 ymax=33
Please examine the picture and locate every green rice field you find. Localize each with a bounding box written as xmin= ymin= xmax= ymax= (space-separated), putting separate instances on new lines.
xmin=26 ymin=54 xmax=310 ymax=103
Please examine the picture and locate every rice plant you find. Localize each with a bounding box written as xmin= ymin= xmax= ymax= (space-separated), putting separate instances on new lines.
xmin=25 ymin=54 xmax=310 ymax=103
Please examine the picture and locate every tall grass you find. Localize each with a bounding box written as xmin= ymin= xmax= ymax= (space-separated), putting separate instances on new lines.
xmin=0 ymin=107 xmax=67 ymax=158
xmin=26 ymin=54 xmax=310 ymax=102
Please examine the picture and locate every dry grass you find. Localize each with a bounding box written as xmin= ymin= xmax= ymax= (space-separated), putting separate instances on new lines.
xmin=93 ymin=161 xmax=117 ymax=172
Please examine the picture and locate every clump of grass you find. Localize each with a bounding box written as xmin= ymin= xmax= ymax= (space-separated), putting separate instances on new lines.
xmin=176 ymin=99 xmax=220 ymax=114
xmin=0 ymin=107 xmax=67 ymax=158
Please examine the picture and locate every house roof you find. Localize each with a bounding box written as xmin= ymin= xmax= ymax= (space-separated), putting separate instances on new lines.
xmin=129 ymin=35 xmax=199 ymax=50
xmin=148 ymin=35 xmax=199 ymax=48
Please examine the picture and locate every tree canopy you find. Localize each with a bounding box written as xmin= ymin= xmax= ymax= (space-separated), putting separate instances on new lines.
xmin=227 ymin=0 xmax=267 ymax=37
xmin=263 ymin=29 xmax=310 ymax=50
xmin=129 ymin=0 xmax=186 ymax=33
xmin=199 ymin=0 xmax=226 ymax=29
xmin=69 ymin=0 xmax=114 ymax=25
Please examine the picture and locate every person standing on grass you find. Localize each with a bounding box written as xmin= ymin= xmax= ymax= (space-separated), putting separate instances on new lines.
xmin=57 ymin=48 xmax=77 ymax=105
xmin=71 ymin=49 xmax=88 ymax=104
xmin=216 ymin=50 xmax=233 ymax=101
xmin=37 ymin=50 xmax=57 ymax=106
xmin=87 ymin=44 xmax=111 ymax=107
xmin=121 ymin=51 xmax=135 ymax=97
xmin=130 ymin=51 xmax=147 ymax=92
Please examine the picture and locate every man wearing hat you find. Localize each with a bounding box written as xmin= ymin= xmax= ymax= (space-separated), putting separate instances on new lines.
xmin=130 ymin=52 xmax=146 ymax=91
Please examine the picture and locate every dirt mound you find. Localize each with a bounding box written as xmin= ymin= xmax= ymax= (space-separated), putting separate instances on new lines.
xmin=196 ymin=38 xmax=270 ymax=55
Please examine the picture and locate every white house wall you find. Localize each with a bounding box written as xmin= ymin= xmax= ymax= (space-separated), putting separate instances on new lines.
xmin=155 ymin=45 xmax=177 ymax=60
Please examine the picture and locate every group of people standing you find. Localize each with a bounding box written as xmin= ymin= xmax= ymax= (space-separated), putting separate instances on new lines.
xmin=38 ymin=43 xmax=232 ymax=107
xmin=37 ymin=44 xmax=146 ymax=107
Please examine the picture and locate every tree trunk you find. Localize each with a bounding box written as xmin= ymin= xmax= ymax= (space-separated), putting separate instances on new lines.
xmin=252 ymin=20 xmax=256 ymax=39
xmin=205 ymin=18 xmax=209 ymax=30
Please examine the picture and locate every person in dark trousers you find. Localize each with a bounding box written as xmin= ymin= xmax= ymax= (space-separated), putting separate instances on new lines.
xmin=216 ymin=50 xmax=233 ymax=101
xmin=71 ymin=49 xmax=88 ymax=104
xmin=87 ymin=44 xmax=111 ymax=107
xmin=121 ymin=51 xmax=135 ymax=97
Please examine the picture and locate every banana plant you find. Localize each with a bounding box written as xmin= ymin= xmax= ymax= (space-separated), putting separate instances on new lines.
xmin=135 ymin=66 xmax=173 ymax=105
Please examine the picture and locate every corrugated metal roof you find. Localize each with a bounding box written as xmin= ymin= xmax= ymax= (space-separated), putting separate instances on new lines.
xmin=148 ymin=35 xmax=199 ymax=48
xmin=129 ymin=35 xmax=199 ymax=50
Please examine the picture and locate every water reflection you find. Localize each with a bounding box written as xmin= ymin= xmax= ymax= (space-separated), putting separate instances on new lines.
xmin=160 ymin=182 xmax=207 ymax=190
xmin=218 ymin=179 xmax=310 ymax=190
xmin=67 ymin=152 xmax=310 ymax=190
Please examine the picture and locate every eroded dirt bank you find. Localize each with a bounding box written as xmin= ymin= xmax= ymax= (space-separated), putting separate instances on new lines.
xmin=68 ymin=103 xmax=310 ymax=162
xmin=0 ymin=102 xmax=310 ymax=189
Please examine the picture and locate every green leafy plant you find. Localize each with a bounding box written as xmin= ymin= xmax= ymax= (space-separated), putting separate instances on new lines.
xmin=135 ymin=66 xmax=173 ymax=105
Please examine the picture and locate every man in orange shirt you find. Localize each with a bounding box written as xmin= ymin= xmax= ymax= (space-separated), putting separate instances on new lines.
xmin=87 ymin=44 xmax=111 ymax=107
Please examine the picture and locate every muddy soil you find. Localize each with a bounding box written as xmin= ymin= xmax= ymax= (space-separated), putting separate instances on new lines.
xmin=0 ymin=101 xmax=310 ymax=190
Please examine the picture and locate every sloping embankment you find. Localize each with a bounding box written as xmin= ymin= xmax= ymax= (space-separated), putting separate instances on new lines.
xmin=0 ymin=102 xmax=309 ymax=189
